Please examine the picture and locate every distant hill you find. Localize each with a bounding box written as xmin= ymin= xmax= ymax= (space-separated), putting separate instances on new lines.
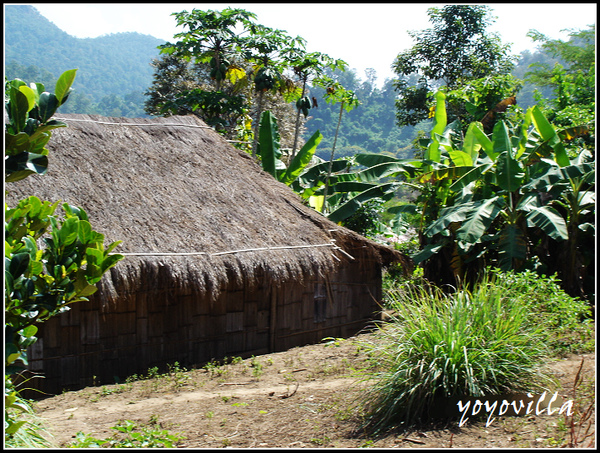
xmin=4 ymin=5 xmax=163 ymax=116
xmin=5 ymin=5 xmax=558 ymax=153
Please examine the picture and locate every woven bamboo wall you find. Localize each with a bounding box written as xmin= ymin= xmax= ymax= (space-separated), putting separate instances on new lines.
xmin=25 ymin=247 xmax=382 ymax=396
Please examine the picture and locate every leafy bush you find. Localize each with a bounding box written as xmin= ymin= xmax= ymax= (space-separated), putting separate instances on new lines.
xmin=358 ymin=272 xmax=554 ymax=434
xmin=5 ymin=71 xmax=124 ymax=443
xmin=484 ymin=268 xmax=594 ymax=355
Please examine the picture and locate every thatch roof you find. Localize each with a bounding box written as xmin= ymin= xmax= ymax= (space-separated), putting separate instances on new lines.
xmin=5 ymin=114 xmax=410 ymax=303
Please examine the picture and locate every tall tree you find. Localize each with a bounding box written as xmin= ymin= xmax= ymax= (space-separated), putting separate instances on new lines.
xmin=160 ymin=8 xmax=256 ymax=91
xmin=525 ymin=25 xmax=595 ymax=147
xmin=287 ymin=52 xmax=347 ymax=159
xmin=144 ymin=54 xmax=209 ymax=117
xmin=154 ymin=8 xmax=258 ymax=137
xmin=393 ymin=5 xmax=516 ymax=127
xmin=241 ymin=23 xmax=306 ymax=156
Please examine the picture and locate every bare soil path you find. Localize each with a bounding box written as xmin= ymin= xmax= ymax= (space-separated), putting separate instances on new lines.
xmin=33 ymin=331 xmax=595 ymax=448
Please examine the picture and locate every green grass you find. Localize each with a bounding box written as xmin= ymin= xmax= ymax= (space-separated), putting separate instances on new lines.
xmin=69 ymin=419 xmax=184 ymax=448
xmin=4 ymin=392 xmax=55 ymax=448
xmin=358 ymin=271 xmax=556 ymax=434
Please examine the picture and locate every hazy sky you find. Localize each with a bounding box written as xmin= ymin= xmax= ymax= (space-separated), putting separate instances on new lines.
xmin=18 ymin=3 xmax=599 ymax=86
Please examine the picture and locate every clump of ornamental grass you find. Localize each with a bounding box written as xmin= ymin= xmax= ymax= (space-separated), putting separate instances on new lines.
xmin=357 ymin=274 xmax=554 ymax=434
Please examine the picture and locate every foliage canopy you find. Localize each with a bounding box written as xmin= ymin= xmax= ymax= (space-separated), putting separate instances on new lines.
xmin=393 ymin=5 xmax=517 ymax=126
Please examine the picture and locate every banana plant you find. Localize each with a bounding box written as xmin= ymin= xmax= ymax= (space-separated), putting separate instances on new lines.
xmin=257 ymin=110 xmax=322 ymax=182
xmin=257 ymin=111 xmax=408 ymax=224
xmin=412 ymin=91 xmax=592 ymax=284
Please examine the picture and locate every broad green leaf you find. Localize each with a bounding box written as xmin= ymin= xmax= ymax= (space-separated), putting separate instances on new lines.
xmin=9 ymin=88 xmax=31 ymax=132
xmin=55 ymin=69 xmax=78 ymax=105
xmin=58 ymin=217 xmax=80 ymax=246
xmin=412 ymin=243 xmax=445 ymax=264
xmin=100 ymin=253 xmax=124 ymax=273
xmin=526 ymin=206 xmax=568 ymax=241
xmin=463 ymin=122 xmax=482 ymax=162
xmin=359 ymin=161 xmax=420 ymax=181
xmin=577 ymin=190 xmax=595 ymax=208
xmin=530 ymin=106 xmax=569 ymax=167
xmin=38 ymin=92 xmax=60 ymax=123
xmin=492 ymin=121 xmax=512 ymax=156
xmin=29 ymin=82 xmax=45 ymax=100
xmin=8 ymin=253 xmax=30 ymax=279
xmin=449 ymin=163 xmax=493 ymax=192
xmin=431 ymin=91 xmax=447 ymax=136
xmin=280 ymin=130 xmax=322 ymax=185
xmin=426 ymin=91 xmax=447 ymax=163
xmin=456 ymin=197 xmax=504 ymax=248
xmin=530 ymin=105 xmax=555 ymax=139
xmin=327 ymin=183 xmax=395 ymax=223
xmin=4 ymin=153 xmax=49 ymax=182
xmin=448 ymin=149 xmax=473 ymax=167
xmin=387 ymin=204 xmax=418 ymax=215
xmin=257 ymin=111 xmax=281 ymax=177
xmin=21 ymin=325 xmax=38 ymax=338
xmin=471 ymin=122 xmax=496 ymax=160
xmin=5 ymin=421 xmax=27 ymax=435
xmin=354 ymin=153 xmax=403 ymax=166
xmin=18 ymin=85 xmax=36 ymax=111
xmin=328 ymin=181 xmax=379 ymax=193
xmin=4 ymin=132 xmax=31 ymax=156
xmin=419 ymin=165 xmax=475 ymax=184
xmin=496 ymin=151 xmax=524 ymax=192
xmin=5 ymin=344 xmax=21 ymax=366
xmin=297 ymin=160 xmax=347 ymax=187
xmin=308 ymin=195 xmax=324 ymax=212
xmin=497 ymin=224 xmax=527 ymax=271
xmin=77 ymin=220 xmax=93 ymax=243
xmin=516 ymin=107 xmax=534 ymax=158
xmin=104 ymin=240 xmax=123 ymax=255
xmin=558 ymin=125 xmax=590 ymax=141
xmin=425 ymin=203 xmax=477 ymax=237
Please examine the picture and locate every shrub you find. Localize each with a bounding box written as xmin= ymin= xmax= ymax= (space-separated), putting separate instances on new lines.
xmin=358 ymin=273 xmax=554 ymax=434
xmin=484 ymin=268 xmax=594 ymax=355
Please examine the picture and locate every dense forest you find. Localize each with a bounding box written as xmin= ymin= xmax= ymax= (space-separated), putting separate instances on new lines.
xmin=6 ymin=4 xmax=561 ymax=159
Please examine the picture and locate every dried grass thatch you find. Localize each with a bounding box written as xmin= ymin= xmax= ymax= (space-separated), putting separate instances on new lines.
xmin=5 ymin=114 xmax=409 ymax=304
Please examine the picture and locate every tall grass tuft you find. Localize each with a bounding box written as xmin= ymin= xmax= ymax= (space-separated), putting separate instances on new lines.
xmin=4 ymin=394 xmax=55 ymax=448
xmin=358 ymin=272 xmax=554 ymax=434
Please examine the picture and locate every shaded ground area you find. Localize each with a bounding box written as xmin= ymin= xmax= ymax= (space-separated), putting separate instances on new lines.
xmin=33 ymin=331 xmax=595 ymax=448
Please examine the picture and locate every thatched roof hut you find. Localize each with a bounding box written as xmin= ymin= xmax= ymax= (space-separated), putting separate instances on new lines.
xmin=6 ymin=114 xmax=410 ymax=394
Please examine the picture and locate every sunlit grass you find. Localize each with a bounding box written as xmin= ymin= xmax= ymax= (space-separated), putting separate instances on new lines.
xmin=358 ymin=273 xmax=554 ymax=434
xmin=4 ymin=395 xmax=55 ymax=448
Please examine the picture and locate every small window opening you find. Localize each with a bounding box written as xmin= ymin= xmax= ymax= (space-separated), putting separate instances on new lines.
xmin=314 ymin=283 xmax=327 ymax=323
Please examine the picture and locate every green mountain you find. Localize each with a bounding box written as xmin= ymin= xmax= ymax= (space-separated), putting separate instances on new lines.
xmin=4 ymin=5 xmax=163 ymax=117
xmin=5 ymin=5 xmax=559 ymax=153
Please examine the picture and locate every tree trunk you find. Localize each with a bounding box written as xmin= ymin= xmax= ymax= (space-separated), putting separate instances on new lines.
xmin=321 ymin=101 xmax=344 ymax=213
xmin=290 ymin=79 xmax=307 ymax=160
xmin=252 ymin=90 xmax=265 ymax=158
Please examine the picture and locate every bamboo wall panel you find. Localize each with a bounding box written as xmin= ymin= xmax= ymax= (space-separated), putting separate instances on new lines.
xmin=25 ymin=252 xmax=385 ymax=395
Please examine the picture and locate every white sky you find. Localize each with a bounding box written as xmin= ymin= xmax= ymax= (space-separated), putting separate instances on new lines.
xmin=13 ymin=3 xmax=599 ymax=87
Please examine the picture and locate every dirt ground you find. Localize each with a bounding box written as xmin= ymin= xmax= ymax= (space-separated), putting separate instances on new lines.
xmin=33 ymin=331 xmax=595 ymax=449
